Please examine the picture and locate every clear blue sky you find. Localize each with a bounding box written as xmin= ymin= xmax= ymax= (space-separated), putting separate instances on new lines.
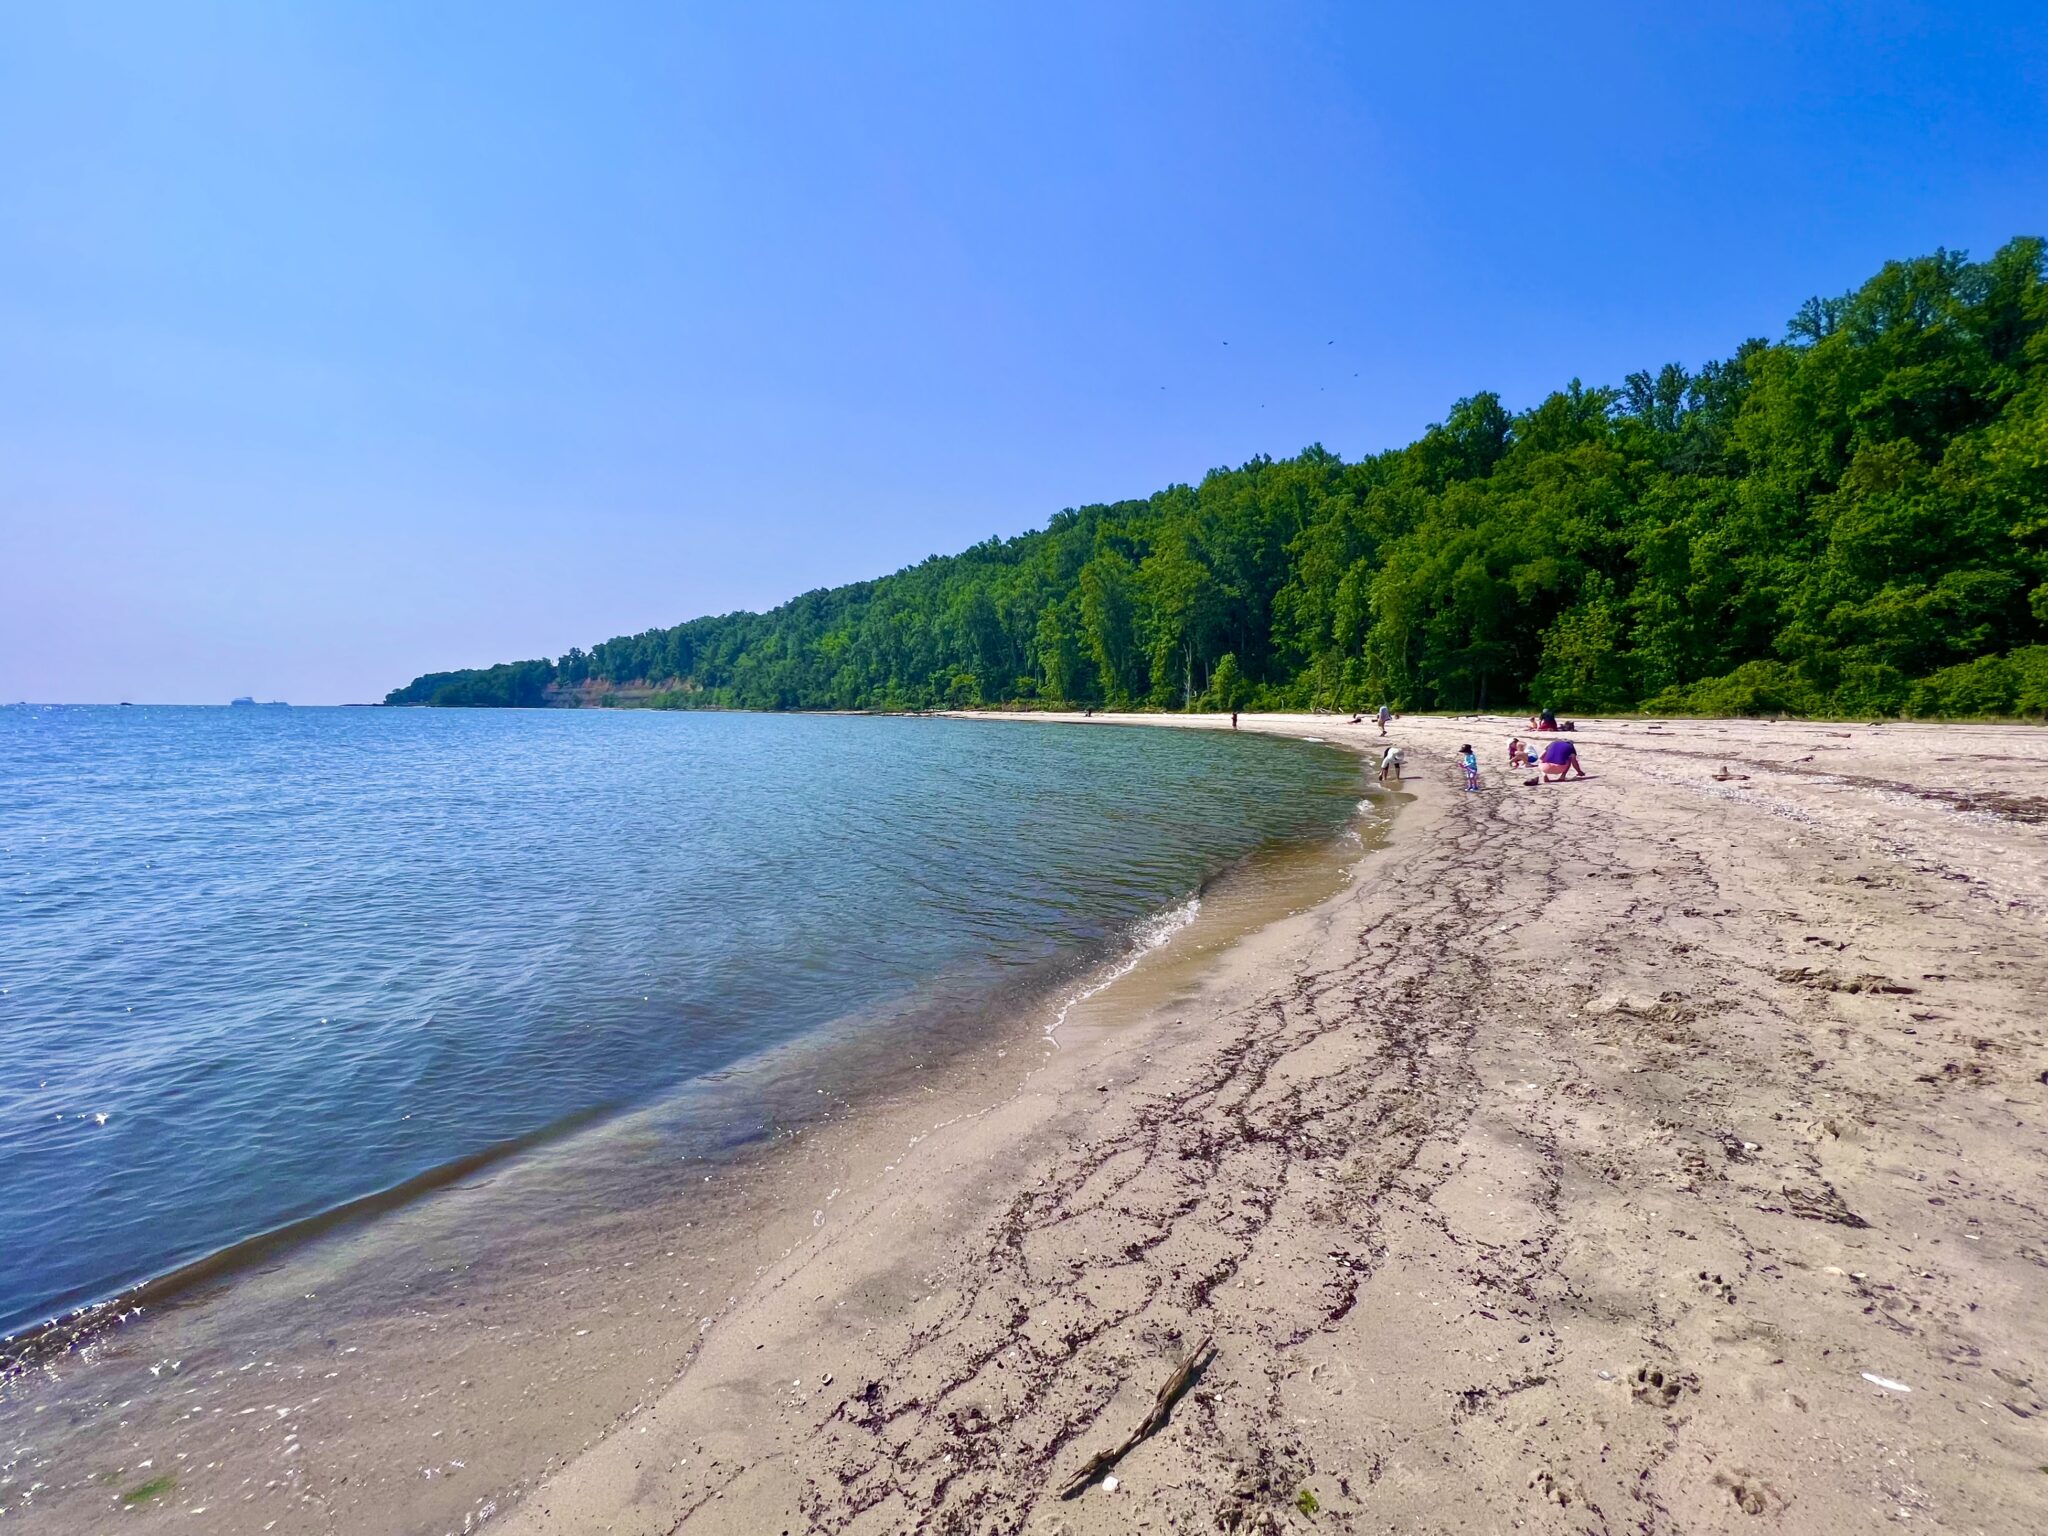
xmin=4 ymin=2 xmax=2044 ymax=703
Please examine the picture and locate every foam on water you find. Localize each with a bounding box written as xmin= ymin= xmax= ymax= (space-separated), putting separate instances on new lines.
xmin=1042 ymin=892 xmax=1202 ymax=1043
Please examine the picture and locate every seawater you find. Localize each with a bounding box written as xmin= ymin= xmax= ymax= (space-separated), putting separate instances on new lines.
xmin=0 ymin=707 xmax=1363 ymax=1339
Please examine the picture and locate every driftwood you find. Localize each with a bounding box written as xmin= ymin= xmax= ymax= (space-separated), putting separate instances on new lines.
xmin=1059 ymin=1334 xmax=1215 ymax=1498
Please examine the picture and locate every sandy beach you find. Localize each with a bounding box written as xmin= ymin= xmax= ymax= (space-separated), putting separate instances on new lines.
xmin=9 ymin=711 xmax=2046 ymax=1535
xmin=476 ymin=711 xmax=2048 ymax=1535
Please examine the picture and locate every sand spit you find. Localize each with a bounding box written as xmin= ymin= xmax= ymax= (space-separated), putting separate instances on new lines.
xmin=493 ymin=712 xmax=2048 ymax=1536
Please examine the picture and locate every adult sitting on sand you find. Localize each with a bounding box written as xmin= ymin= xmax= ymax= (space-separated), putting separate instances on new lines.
xmin=1538 ymin=737 xmax=1585 ymax=781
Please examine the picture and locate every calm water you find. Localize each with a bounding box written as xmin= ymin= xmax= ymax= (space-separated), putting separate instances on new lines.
xmin=0 ymin=707 xmax=1363 ymax=1339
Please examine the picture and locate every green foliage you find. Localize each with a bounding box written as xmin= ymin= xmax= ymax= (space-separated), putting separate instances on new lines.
xmin=388 ymin=239 xmax=2048 ymax=720
xmin=1296 ymin=1486 xmax=1321 ymax=1515
xmin=1642 ymin=660 xmax=1825 ymax=718
xmin=121 ymin=1475 xmax=176 ymax=1505
xmin=1206 ymin=652 xmax=1247 ymax=711
xmin=1906 ymin=645 xmax=2048 ymax=718
xmin=384 ymin=660 xmax=557 ymax=707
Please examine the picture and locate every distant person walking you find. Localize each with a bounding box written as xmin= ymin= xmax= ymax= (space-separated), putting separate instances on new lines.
xmin=1377 ymin=703 xmax=1391 ymax=736
xmin=1539 ymin=737 xmax=1585 ymax=781
xmin=1230 ymin=710 xmax=1239 ymax=730
xmin=1378 ymin=744 xmax=1403 ymax=784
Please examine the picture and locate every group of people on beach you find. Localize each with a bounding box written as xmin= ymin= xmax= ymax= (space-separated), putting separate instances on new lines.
xmin=1506 ymin=733 xmax=1585 ymax=784
xmin=1238 ymin=701 xmax=1587 ymax=792
xmin=1367 ymin=707 xmax=1584 ymax=793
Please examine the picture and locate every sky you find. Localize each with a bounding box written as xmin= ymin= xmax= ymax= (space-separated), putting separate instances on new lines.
xmin=3 ymin=3 xmax=2045 ymax=703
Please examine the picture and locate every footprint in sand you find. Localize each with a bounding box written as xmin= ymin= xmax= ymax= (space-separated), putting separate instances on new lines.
xmin=1630 ymin=1363 xmax=1697 ymax=1408
xmin=1527 ymin=1466 xmax=1584 ymax=1508
xmin=1697 ymin=1270 xmax=1737 ymax=1304
xmin=1713 ymin=1468 xmax=1788 ymax=1516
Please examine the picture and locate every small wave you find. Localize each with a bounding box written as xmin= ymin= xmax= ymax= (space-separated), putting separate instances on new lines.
xmin=1043 ymin=893 xmax=1201 ymax=1043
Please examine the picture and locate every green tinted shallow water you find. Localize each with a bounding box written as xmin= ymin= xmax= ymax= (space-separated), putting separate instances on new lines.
xmin=0 ymin=707 xmax=1365 ymax=1338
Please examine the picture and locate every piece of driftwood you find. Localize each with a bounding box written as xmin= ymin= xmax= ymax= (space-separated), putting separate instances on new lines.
xmin=1059 ymin=1334 xmax=1215 ymax=1498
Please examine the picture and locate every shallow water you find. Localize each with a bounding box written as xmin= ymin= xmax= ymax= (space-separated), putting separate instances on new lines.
xmin=0 ymin=707 xmax=1363 ymax=1339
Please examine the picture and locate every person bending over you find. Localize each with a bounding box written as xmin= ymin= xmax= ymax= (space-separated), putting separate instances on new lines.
xmin=1539 ymin=738 xmax=1585 ymax=781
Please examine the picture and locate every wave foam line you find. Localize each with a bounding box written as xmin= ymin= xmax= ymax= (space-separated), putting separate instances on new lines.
xmin=1043 ymin=893 xmax=1201 ymax=1045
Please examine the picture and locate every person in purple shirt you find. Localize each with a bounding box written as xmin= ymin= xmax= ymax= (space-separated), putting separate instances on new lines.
xmin=1539 ymin=737 xmax=1585 ymax=781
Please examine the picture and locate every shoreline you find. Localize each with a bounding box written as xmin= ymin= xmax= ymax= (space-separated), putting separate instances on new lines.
xmin=7 ymin=711 xmax=2046 ymax=1533
xmin=493 ymin=710 xmax=2048 ymax=1535
xmin=8 ymin=716 xmax=1368 ymax=1351
xmin=0 ymin=722 xmax=1384 ymax=1534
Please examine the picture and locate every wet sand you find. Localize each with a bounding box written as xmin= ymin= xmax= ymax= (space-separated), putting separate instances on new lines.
xmin=10 ymin=712 xmax=2048 ymax=1534
xmin=493 ymin=711 xmax=2048 ymax=1535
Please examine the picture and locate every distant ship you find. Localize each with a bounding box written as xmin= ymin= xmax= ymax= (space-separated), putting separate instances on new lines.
xmin=228 ymin=696 xmax=289 ymax=708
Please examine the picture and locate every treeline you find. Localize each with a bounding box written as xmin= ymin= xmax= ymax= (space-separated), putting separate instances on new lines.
xmin=388 ymin=238 xmax=2048 ymax=719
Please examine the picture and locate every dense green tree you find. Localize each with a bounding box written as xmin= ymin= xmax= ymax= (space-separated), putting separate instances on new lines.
xmin=389 ymin=238 xmax=2048 ymax=720
xmin=1078 ymin=551 xmax=1143 ymax=705
xmin=1205 ymin=652 xmax=1247 ymax=712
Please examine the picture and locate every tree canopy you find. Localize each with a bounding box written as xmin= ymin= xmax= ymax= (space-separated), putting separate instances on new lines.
xmin=388 ymin=238 xmax=2048 ymax=720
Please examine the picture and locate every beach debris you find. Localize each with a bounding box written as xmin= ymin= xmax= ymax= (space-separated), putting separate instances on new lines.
xmin=1059 ymin=1334 xmax=1214 ymax=1498
xmin=1861 ymin=1372 xmax=1912 ymax=1392
xmin=1712 ymin=765 xmax=1751 ymax=781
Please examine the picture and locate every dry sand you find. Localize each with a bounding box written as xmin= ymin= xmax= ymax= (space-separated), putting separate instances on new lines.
xmin=484 ymin=711 xmax=2048 ymax=1536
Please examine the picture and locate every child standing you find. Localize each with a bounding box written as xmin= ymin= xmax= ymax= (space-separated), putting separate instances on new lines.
xmin=1460 ymin=743 xmax=1480 ymax=792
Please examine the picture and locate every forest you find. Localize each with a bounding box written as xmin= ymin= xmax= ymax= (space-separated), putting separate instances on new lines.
xmin=387 ymin=239 xmax=2048 ymax=719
